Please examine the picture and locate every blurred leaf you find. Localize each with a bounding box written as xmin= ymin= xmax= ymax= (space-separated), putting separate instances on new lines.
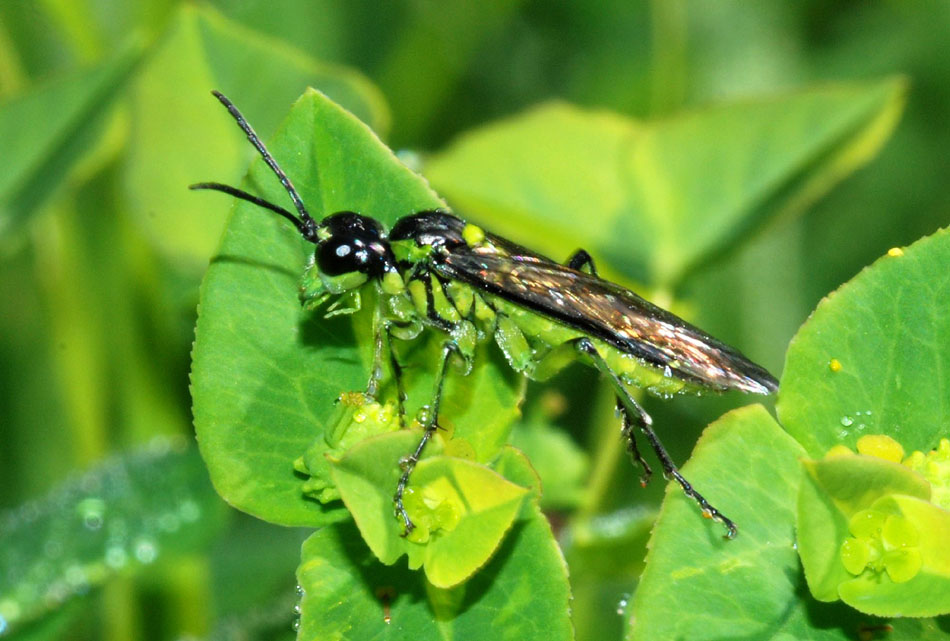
xmin=373 ymin=0 xmax=523 ymax=146
xmin=628 ymin=405 xmax=814 ymax=640
xmin=509 ymin=418 xmax=589 ymax=510
xmin=425 ymin=78 xmax=906 ymax=288
xmin=4 ymin=598 xmax=84 ymax=641
xmin=563 ymin=506 xmax=654 ymax=641
xmin=0 ymin=41 xmax=141 ymax=233
xmin=0 ymin=437 xmax=226 ymax=635
xmin=777 ymin=227 xmax=950 ymax=458
xmin=191 ymin=89 xmax=521 ymax=527
xmin=123 ymin=3 xmax=389 ymax=268
xmin=297 ymin=449 xmax=571 ymax=641
xmin=207 ymin=516 xmax=307 ymax=640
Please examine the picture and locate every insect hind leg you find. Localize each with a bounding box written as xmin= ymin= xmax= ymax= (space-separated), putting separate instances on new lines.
xmin=616 ymin=397 xmax=652 ymax=487
xmin=574 ymin=338 xmax=737 ymax=539
xmin=393 ymin=342 xmax=457 ymax=535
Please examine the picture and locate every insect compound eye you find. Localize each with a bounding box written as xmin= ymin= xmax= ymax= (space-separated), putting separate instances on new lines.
xmin=317 ymin=236 xmax=372 ymax=276
xmin=314 ymin=211 xmax=393 ymax=278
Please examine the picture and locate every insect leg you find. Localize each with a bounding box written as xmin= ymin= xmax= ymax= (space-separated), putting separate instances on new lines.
xmin=365 ymin=305 xmax=386 ymax=399
xmin=385 ymin=323 xmax=407 ymax=428
xmin=574 ymin=337 xmax=738 ymax=539
xmin=393 ymin=342 xmax=457 ymax=535
xmin=616 ymin=397 xmax=652 ymax=486
xmin=566 ymin=249 xmax=598 ymax=274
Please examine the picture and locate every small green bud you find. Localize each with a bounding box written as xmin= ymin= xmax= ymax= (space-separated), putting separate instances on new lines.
xmin=883 ymin=548 xmax=922 ymax=583
xmin=903 ymin=438 xmax=950 ymax=511
xmin=848 ymin=509 xmax=886 ymax=539
xmin=881 ymin=514 xmax=919 ymax=549
xmin=840 ymin=537 xmax=871 ymax=575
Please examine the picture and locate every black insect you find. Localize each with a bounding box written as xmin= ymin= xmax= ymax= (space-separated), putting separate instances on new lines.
xmin=192 ymin=91 xmax=778 ymax=539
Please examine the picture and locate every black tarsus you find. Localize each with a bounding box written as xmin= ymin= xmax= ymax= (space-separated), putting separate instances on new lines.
xmin=567 ymin=248 xmax=598 ymax=274
xmin=190 ymin=90 xmax=318 ymax=243
xmin=574 ymin=337 xmax=738 ymax=539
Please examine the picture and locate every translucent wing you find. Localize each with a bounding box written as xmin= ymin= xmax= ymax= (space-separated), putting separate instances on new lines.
xmin=437 ymin=239 xmax=777 ymax=395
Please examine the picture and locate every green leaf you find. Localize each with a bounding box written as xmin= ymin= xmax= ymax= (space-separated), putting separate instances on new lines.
xmin=425 ymin=78 xmax=905 ymax=287
xmin=297 ymin=449 xmax=571 ymax=641
xmin=191 ymin=89 xmax=521 ymax=526
xmin=777 ymin=227 xmax=950 ymax=458
xmin=628 ymin=405 xmax=813 ymax=640
xmin=331 ymin=433 xmax=530 ymax=588
xmin=123 ymin=4 xmax=389 ymax=268
xmin=0 ymin=438 xmax=226 ymax=634
xmin=797 ymin=454 xmax=931 ymax=601
xmin=0 ymin=42 xmax=141 ymax=232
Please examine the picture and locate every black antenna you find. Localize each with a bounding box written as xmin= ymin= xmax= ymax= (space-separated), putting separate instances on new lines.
xmin=189 ymin=90 xmax=318 ymax=243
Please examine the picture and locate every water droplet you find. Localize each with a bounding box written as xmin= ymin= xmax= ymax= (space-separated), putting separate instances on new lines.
xmin=65 ymin=566 xmax=89 ymax=593
xmin=77 ymin=497 xmax=106 ymax=531
xmin=663 ymin=365 xmax=673 ymax=378
xmin=158 ymin=513 xmax=180 ymax=533
xmin=44 ymin=539 xmax=63 ymax=558
xmin=105 ymin=545 xmax=128 ymax=569
xmin=840 ymin=416 xmax=854 ymax=427
xmin=179 ymin=500 xmax=200 ymax=522
xmin=45 ymin=580 xmax=69 ymax=605
xmin=293 ymin=604 xmax=302 ymax=615
xmin=134 ymin=538 xmax=158 ymax=564
xmin=147 ymin=436 xmax=171 ymax=456
xmin=616 ymin=594 xmax=630 ymax=615
xmin=295 ymin=584 xmax=305 ymax=598
xmin=292 ymin=619 xmax=300 ymax=632
xmin=20 ymin=501 xmax=40 ymax=523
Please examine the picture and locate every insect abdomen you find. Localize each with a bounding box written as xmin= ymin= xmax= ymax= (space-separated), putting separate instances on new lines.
xmin=488 ymin=297 xmax=693 ymax=397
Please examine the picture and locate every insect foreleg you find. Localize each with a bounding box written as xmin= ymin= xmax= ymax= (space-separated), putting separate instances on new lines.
xmin=386 ymin=324 xmax=407 ymax=428
xmin=393 ymin=341 xmax=458 ymax=535
xmin=366 ymin=304 xmax=386 ymax=399
xmin=366 ymin=301 xmax=408 ymax=427
xmin=573 ymin=338 xmax=738 ymax=539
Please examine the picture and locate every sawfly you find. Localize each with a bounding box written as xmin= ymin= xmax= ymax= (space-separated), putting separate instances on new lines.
xmin=192 ymin=91 xmax=778 ymax=538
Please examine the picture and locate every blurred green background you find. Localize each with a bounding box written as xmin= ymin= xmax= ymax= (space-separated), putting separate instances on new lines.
xmin=1 ymin=1 xmax=948 ymax=640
